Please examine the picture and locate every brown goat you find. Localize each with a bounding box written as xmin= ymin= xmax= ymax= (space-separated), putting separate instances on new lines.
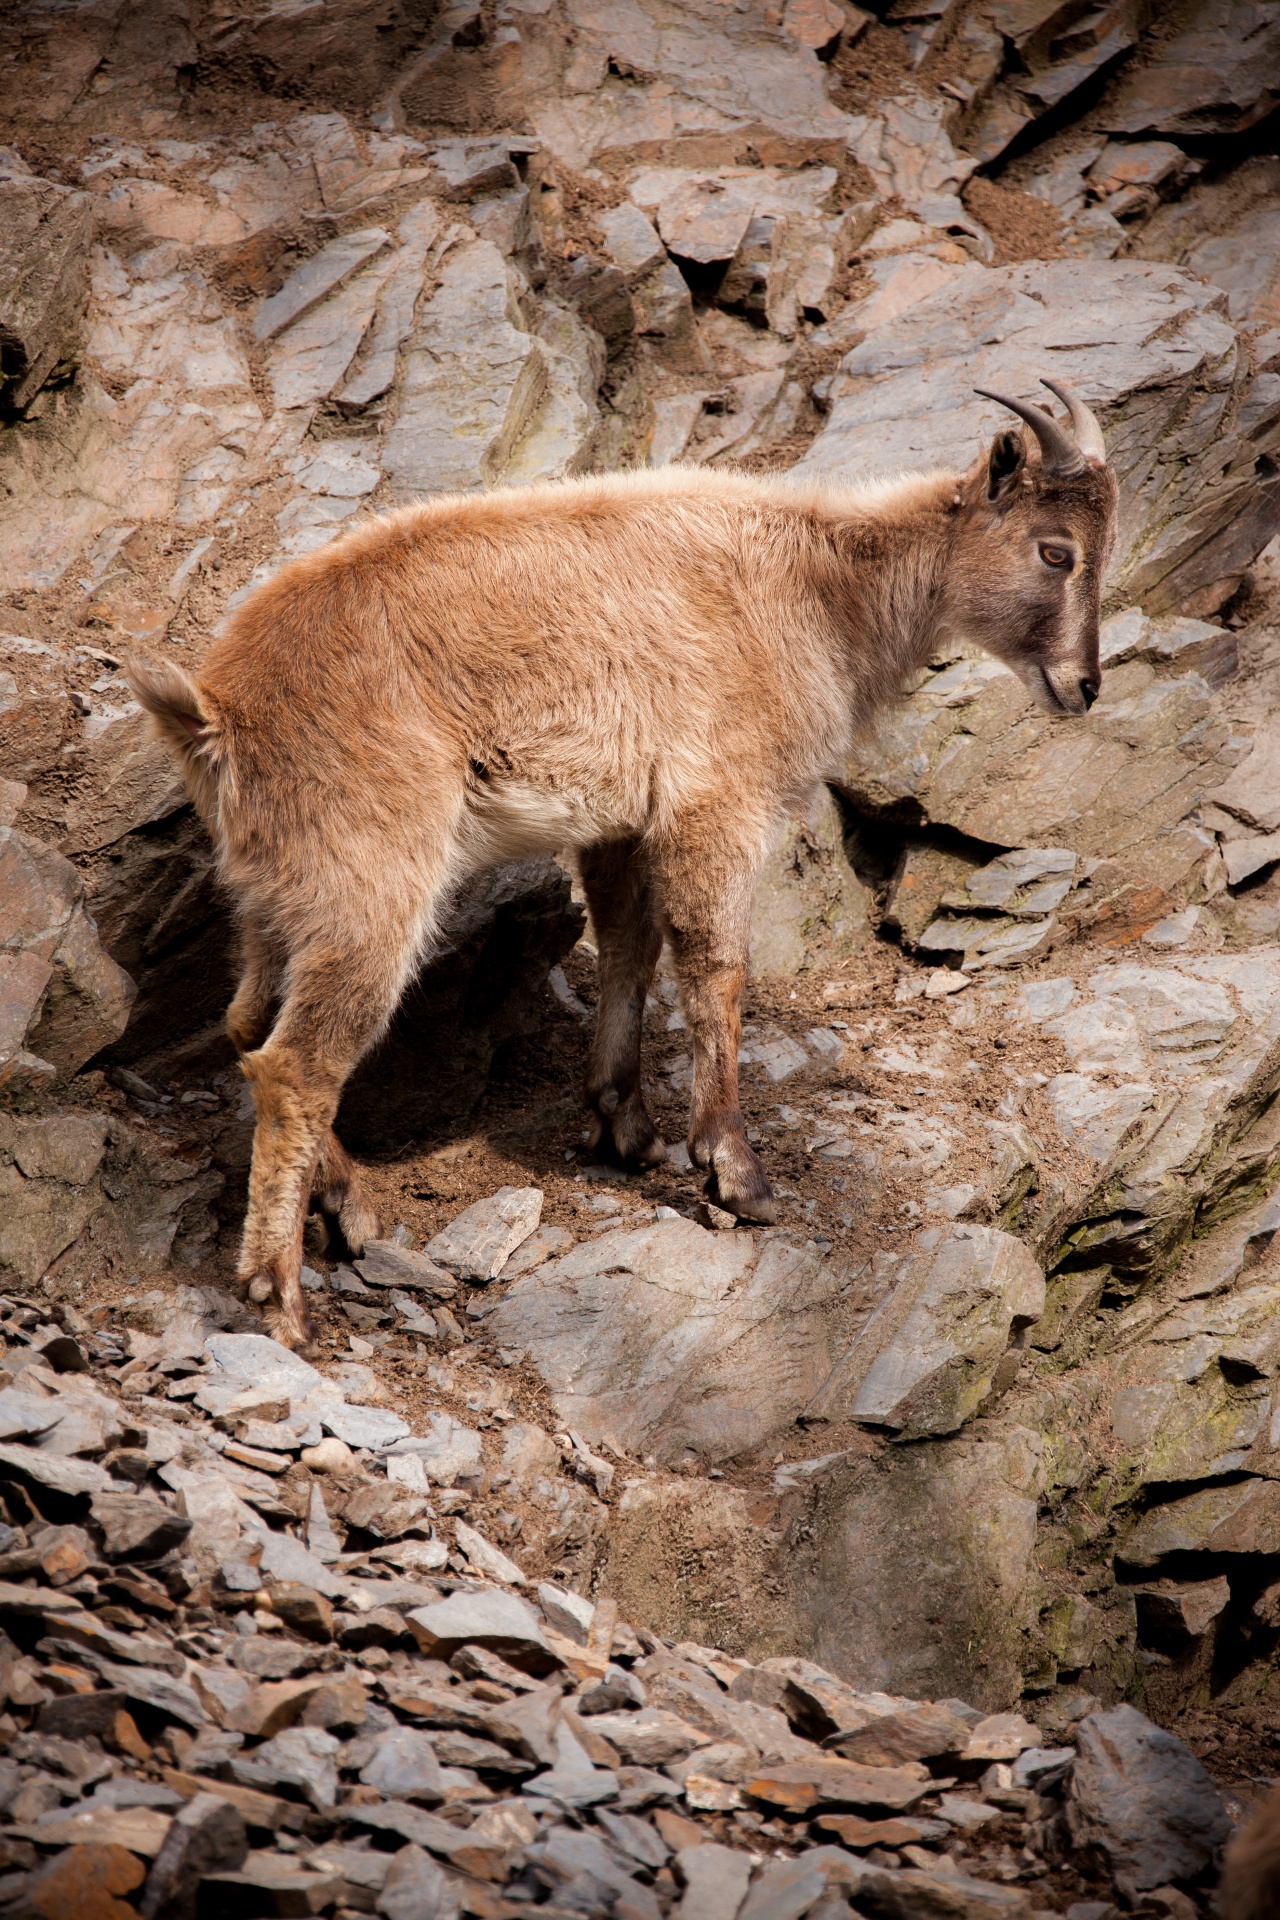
xmin=1221 ymin=1784 xmax=1280 ymax=1920
xmin=130 ymin=380 xmax=1116 ymax=1352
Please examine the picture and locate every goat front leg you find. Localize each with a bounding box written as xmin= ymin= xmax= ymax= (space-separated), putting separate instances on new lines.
xmin=227 ymin=919 xmax=378 ymax=1270
xmin=654 ymin=827 xmax=775 ymax=1224
xmin=579 ymin=839 xmax=666 ymax=1168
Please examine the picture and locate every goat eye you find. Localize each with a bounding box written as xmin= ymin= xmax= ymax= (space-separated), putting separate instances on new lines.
xmin=1039 ymin=543 xmax=1072 ymax=569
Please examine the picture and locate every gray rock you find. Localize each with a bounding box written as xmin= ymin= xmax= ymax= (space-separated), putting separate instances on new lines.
xmin=202 ymin=1333 xmax=325 ymax=1407
xmin=739 ymin=1856 xmax=828 ymax=1920
xmin=784 ymin=1426 xmax=1042 ymax=1711
xmin=90 ymin=1491 xmax=191 ymax=1561
xmin=406 ymin=1588 xmax=552 ymax=1668
xmin=488 ymin=1219 xmax=864 ymax=1465
xmin=356 ymin=1241 xmax=457 ymax=1296
xmin=378 ymin=1843 xmax=459 ymax=1920
xmin=750 ymin=788 xmax=871 ymax=977
xmin=1066 ymin=1705 xmax=1229 ymax=1898
xmin=806 ymin=1225 xmax=1045 ymax=1438
xmin=1116 ymin=1477 xmax=1280 ymax=1568
xmin=676 ymin=1842 xmax=753 ymax=1919
xmin=254 ymin=227 xmax=391 ymax=343
xmin=319 ymin=1401 xmax=411 ymax=1450
xmin=140 ymin=1789 xmax=247 ymax=1920
xmin=231 ymin=1725 xmax=340 ymax=1809
xmin=0 ymin=172 xmax=92 ymax=413
xmin=78 ymin=1656 xmax=208 ymax=1729
xmin=1 ymin=822 xmax=136 ymax=1081
xmin=359 ymin=1726 xmax=445 ymax=1805
xmin=1099 ymin=0 xmax=1280 ymax=140
xmin=387 ymin=1411 xmax=484 ymax=1489
xmin=381 ymin=239 xmax=547 ymax=499
xmin=425 ymin=1186 xmax=544 ymax=1282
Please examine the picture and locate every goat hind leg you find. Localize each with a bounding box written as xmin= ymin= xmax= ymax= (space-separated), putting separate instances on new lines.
xmin=580 ymin=840 xmax=666 ymax=1168
xmin=240 ymin=936 xmax=413 ymax=1350
xmin=313 ymin=1127 xmax=380 ymax=1257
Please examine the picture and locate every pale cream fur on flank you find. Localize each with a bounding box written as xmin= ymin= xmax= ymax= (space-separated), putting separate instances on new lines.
xmin=130 ymin=423 xmax=1117 ymax=1350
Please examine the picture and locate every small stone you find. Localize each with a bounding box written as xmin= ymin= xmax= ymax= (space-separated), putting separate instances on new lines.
xmin=829 ymin=1703 xmax=973 ymax=1767
xmin=300 ymin=1674 xmax=368 ymax=1735
xmin=356 ymin=1241 xmax=456 ymax=1297
xmin=377 ymin=1842 xmax=456 ymax=1920
xmin=319 ymin=1402 xmax=410 ymax=1450
xmin=12 ymin=1841 xmax=146 ymax=1920
xmin=405 ymin=1588 xmax=552 ymax=1669
xmin=300 ymin=1436 xmax=355 ymax=1476
xmin=425 ymin=1186 xmax=544 ymax=1282
xmin=746 ymin=1759 xmax=930 ymax=1815
xmin=963 ymin=1712 xmax=1040 ymax=1762
xmin=231 ymin=1725 xmax=340 ymax=1809
xmin=1066 ymin=1705 xmax=1230 ymax=1899
xmin=453 ymin=1519 xmax=526 ymax=1587
xmin=139 ymin=1790 xmax=247 ymax=1920
xmin=695 ymin=1201 xmax=739 ymax=1232
xmin=201 ymin=1850 xmax=344 ymax=1914
xmin=359 ymin=1727 xmax=446 ymax=1805
xmin=266 ymin=1582 xmax=333 ymax=1643
xmin=676 ymin=1841 xmax=752 ymax=1918
xmin=89 ymin=1493 xmax=192 ymax=1563
xmin=537 ymin=1582 xmax=594 ymax=1645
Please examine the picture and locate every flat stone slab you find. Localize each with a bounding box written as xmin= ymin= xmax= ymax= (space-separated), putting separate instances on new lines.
xmin=425 ymin=1186 xmax=544 ymax=1282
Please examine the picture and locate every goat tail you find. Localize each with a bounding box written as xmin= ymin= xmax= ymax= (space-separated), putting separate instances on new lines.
xmin=126 ymin=653 xmax=222 ymax=780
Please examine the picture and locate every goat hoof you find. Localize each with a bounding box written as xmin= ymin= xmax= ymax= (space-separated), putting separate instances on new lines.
xmin=338 ymin=1189 xmax=380 ymax=1259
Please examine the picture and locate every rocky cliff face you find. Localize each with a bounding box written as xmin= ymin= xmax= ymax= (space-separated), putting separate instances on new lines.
xmin=3 ymin=1 xmax=1280 ymax=1912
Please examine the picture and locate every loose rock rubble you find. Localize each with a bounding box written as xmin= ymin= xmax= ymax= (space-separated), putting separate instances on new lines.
xmin=0 ymin=1295 xmax=1233 ymax=1918
xmin=5 ymin=1 xmax=1280 ymax=1915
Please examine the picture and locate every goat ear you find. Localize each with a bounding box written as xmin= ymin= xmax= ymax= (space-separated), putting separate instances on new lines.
xmin=987 ymin=428 xmax=1025 ymax=500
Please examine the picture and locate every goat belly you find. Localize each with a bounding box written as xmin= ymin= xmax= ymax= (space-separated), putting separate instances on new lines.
xmin=459 ymin=777 xmax=614 ymax=863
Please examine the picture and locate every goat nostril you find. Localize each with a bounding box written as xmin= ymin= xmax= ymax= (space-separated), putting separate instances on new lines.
xmin=1080 ymin=677 xmax=1100 ymax=710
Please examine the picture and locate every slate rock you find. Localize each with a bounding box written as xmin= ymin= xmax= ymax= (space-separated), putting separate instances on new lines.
xmin=377 ymin=1842 xmax=459 ymax=1920
xmin=90 ymin=1492 xmax=191 ymax=1562
xmin=8 ymin=1840 xmax=145 ymax=1920
xmin=78 ymin=1657 xmax=208 ymax=1730
xmin=387 ymin=1413 xmax=484 ymax=1488
xmin=359 ymin=1726 xmax=446 ymax=1805
xmin=0 ymin=172 xmax=92 ymax=413
xmin=425 ymin=1186 xmax=544 ymax=1282
xmin=1066 ymin=1705 xmax=1229 ymax=1897
xmin=487 ymin=1219 xmax=856 ymax=1465
xmin=746 ymin=1758 xmax=930 ymax=1814
xmin=265 ymin=1581 xmax=333 ymax=1643
xmin=319 ymin=1401 xmax=411 ymax=1450
xmin=140 ymin=1790 xmax=247 ymax=1920
xmin=805 ymin=1225 xmax=1045 ymax=1437
xmin=830 ymin=1703 xmax=972 ymax=1767
xmin=676 ymin=1841 xmax=752 ymax=1919
xmin=356 ymin=1241 xmax=457 ymax=1297
xmin=230 ymin=1725 xmax=340 ymax=1809
xmin=199 ymin=1850 xmax=345 ymax=1917
xmin=406 ymin=1587 xmax=553 ymax=1669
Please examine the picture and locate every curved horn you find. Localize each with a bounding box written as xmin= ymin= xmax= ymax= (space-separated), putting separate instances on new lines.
xmin=973 ymin=386 xmax=1085 ymax=478
xmin=1041 ymin=376 xmax=1106 ymax=463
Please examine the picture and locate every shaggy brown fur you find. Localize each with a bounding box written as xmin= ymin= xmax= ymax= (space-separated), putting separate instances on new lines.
xmin=1221 ymin=1784 xmax=1280 ymax=1920
xmin=130 ymin=400 xmax=1116 ymax=1351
